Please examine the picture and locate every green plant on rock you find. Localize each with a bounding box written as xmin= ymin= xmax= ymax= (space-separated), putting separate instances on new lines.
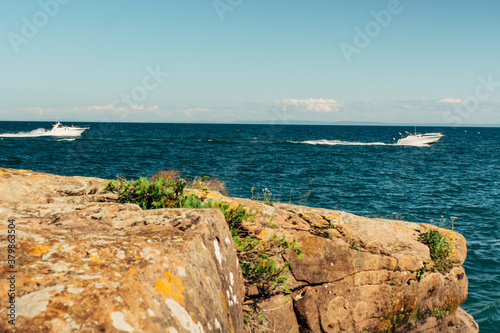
xmin=416 ymin=261 xmax=429 ymax=281
xmin=243 ymin=307 xmax=268 ymax=330
xmin=210 ymin=199 xmax=303 ymax=296
xmin=426 ymin=305 xmax=457 ymax=319
xmin=207 ymin=200 xmax=255 ymax=236
xmin=268 ymin=215 xmax=277 ymax=228
xmin=106 ymin=173 xmax=304 ymax=299
xmin=236 ymin=233 xmax=303 ymax=295
xmin=106 ymin=176 xmax=200 ymax=210
xmin=384 ymin=304 xmax=458 ymax=332
xmin=418 ymin=229 xmax=452 ymax=271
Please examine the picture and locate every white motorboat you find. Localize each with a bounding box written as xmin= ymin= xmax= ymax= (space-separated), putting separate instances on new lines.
xmin=44 ymin=122 xmax=89 ymax=137
xmin=395 ymin=131 xmax=443 ymax=146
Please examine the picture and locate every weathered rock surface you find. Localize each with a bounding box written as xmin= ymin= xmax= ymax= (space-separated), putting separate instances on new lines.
xmin=0 ymin=168 xmax=479 ymax=332
xmin=0 ymin=169 xmax=244 ymax=332
xmin=203 ymin=187 xmax=478 ymax=332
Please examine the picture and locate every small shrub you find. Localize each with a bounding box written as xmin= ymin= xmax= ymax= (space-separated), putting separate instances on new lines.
xmin=188 ymin=173 xmax=228 ymax=195
xmin=150 ymin=169 xmax=183 ymax=182
xmin=419 ymin=229 xmax=452 ymax=271
xmin=106 ymin=177 xmax=197 ymax=210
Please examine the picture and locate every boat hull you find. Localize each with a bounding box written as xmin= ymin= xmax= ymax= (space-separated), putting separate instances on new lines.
xmin=44 ymin=127 xmax=88 ymax=137
xmin=396 ymin=133 xmax=443 ymax=146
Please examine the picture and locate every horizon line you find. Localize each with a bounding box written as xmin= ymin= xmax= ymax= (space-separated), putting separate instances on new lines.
xmin=1 ymin=120 xmax=499 ymax=128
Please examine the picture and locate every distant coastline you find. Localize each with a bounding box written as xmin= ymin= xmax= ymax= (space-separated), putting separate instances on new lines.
xmin=1 ymin=120 xmax=500 ymax=127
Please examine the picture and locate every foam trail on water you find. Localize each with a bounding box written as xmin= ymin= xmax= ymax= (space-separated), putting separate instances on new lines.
xmin=0 ymin=129 xmax=48 ymax=138
xmin=290 ymin=139 xmax=389 ymax=146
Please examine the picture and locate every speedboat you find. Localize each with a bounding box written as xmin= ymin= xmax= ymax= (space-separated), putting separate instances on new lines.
xmin=44 ymin=122 xmax=89 ymax=137
xmin=395 ymin=131 xmax=443 ymax=146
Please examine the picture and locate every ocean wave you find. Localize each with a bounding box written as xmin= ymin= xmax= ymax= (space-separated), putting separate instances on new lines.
xmin=289 ymin=139 xmax=389 ymax=146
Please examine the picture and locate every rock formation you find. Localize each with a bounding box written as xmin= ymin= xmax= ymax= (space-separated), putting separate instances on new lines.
xmin=0 ymin=168 xmax=479 ymax=332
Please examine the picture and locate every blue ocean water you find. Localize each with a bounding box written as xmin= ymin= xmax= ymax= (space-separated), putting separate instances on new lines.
xmin=1 ymin=121 xmax=498 ymax=331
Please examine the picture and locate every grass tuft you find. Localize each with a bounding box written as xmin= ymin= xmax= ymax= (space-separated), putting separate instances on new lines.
xmin=418 ymin=229 xmax=452 ymax=271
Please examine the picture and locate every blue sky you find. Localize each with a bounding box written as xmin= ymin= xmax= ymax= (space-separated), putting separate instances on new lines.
xmin=1 ymin=0 xmax=500 ymax=124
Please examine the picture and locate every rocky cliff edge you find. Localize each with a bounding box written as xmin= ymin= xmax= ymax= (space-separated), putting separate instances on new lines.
xmin=0 ymin=168 xmax=479 ymax=332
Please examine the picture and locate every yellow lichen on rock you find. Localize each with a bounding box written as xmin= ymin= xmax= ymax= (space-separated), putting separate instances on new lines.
xmin=29 ymin=244 xmax=50 ymax=257
xmin=155 ymin=271 xmax=185 ymax=305
xmin=89 ymin=255 xmax=103 ymax=263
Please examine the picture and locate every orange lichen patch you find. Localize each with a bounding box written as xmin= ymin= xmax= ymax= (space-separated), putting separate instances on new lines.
xmin=390 ymin=224 xmax=406 ymax=230
xmin=441 ymin=230 xmax=457 ymax=246
xmin=29 ymin=245 xmax=50 ymax=257
xmin=196 ymin=191 xmax=224 ymax=200
xmin=220 ymin=292 xmax=235 ymax=333
xmin=89 ymin=255 xmax=102 ymax=263
xmin=129 ymin=268 xmax=138 ymax=275
xmin=258 ymin=229 xmax=275 ymax=240
xmin=442 ymin=230 xmax=460 ymax=259
xmin=134 ymin=254 xmax=141 ymax=260
xmin=442 ymin=229 xmax=455 ymax=238
xmin=189 ymin=312 xmax=199 ymax=324
xmin=155 ymin=271 xmax=185 ymax=305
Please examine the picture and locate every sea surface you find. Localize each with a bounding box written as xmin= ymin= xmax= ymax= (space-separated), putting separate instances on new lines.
xmin=1 ymin=121 xmax=499 ymax=331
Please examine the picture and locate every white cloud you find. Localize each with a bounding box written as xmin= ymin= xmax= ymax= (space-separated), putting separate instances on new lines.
xmin=131 ymin=104 xmax=144 ymax=111
xmin=182 ymin=107 xmax=211 ymax=118
xmin=269 ymin=98 xmax=343 ymax=113
xmin=438 ymin=98 xmax=464 ymax=104
xmin=147 ymin=105 xmax=159 ymax=111
xmin=87 ymin=103 xmax=114 ymax=111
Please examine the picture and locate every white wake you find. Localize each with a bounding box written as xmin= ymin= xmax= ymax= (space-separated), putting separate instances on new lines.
xmin=290 ymin=139 xmax=389 ymax=146
xmin=0 ymin=129 xmax=77 ymax=138
xmin=0 ymin=129 xmax=49 ymax=137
